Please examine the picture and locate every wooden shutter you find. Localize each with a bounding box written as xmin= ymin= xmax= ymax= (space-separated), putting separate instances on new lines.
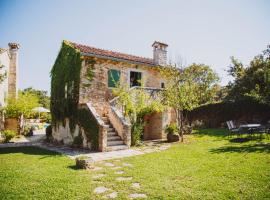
xmin=108 ymin=69 xmax=120 ymax=87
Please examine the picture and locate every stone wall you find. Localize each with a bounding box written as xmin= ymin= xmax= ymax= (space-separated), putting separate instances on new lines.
xmin=79 ymin=57 xmax=165 ymax=115
xmin=52 ymin=119 xmax=92 ymax=149
xmin=143 ymin=108 xmax=176 ymax=140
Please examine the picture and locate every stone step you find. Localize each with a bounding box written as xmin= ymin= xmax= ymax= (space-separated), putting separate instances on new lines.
xmin=106 ymin=127 xmax=115 ymax=132
xmin=106 ymin=145 xmax=128 ymax=151
xmin=107 ymin=135 xmax=121 ymax=141
xmin=107 ymin=140 xmax=124 ymax=146
xmin=108 ymin=131 xmax=117 ymax=136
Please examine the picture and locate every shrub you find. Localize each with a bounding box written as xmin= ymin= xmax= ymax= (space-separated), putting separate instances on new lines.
xmin=165 ymin=123 xmax=179 ymax=135
xmin=1 ymin=130 xmax=16 ymax=143
xmin=23 ymin=125 xmax=34 ymax=136
xmin=45 ymin=125 xmax=52 ymax=141
xmin=131 ymin=122 xmax=144 ymax=146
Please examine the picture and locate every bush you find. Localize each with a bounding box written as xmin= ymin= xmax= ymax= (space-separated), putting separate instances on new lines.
xmin=23 ymin=125 xmax=34 ymax=136
xmin=131 ymin=122 xmax=144 ymax=146
xmin=45 ymin=125 xmax=52 ymax=141
xmin=165 ymin=123 xmax=179 ymax=135
xmin=1 ymin=130 xmax=16 ymax=143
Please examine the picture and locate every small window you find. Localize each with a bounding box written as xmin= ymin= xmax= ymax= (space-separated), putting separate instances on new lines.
xmin=108 ymin=69 xmax=120 ymax=88
xmin=161 ymin=82 xmax=165 ymax=88
xmin=130 ymin=71 xmax=142 ymax=87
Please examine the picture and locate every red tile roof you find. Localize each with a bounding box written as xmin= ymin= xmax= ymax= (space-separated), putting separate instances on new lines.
xmin=70 ymin=41 xmax=155 ymax=66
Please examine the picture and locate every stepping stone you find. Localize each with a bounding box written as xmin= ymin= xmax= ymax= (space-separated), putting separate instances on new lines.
xmin=122 ymin=163 xmax=133 ymax=167
xmin=94 ymin=186 xmax=109 ymax=194
xmin=131 ymin=182 xmax=140 ymax=189
xmin=129 ymin=193 xmax=147 ymax=199
xmin=104 ymin=162 xmax=115 ymax=167
xmin=115 ymin=170 xmax=124 ymax=175
xmin=111 ymin=166 xmax=122 ymax=170
xmin=92 ymin=174 xmax=105 ymax=179
xmin=91 ymin=166 xmax=103 ymax=171
xmin=104 ymin=191 xmax=118 ymax=199
xmin=116 ymin=176 xmax=133 ymax=181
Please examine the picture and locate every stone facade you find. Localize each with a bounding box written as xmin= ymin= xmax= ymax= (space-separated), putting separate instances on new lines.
xmin=79 ymin=57 xmax=165 ymax=115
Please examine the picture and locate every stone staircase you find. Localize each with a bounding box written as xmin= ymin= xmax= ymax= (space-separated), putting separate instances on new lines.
xmin=102 ymin=115 xmax=128 ymax=151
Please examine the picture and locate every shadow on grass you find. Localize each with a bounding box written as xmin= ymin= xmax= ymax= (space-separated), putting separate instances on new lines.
xmin=67 ymin=165 xmax=81 ymax=170
xmin=0 ymin=146 xmax=61 ymax=157
xmin=210 ymin=143 xmax=270 ymax=154
xmin=229 ymin=138 xmax=253 ymax=143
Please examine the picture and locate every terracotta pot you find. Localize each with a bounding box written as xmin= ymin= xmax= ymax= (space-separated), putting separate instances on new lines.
xmin=4 ymin=118 xmax=19 ymax=134
xmin=167 ymin=133 xmax=180 ymax=142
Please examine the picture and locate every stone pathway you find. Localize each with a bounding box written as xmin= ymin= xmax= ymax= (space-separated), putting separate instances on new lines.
xmin=104 ymin=191 xmax=118 ymax=199
xmin=116 ymin=176 xmax=133 ymax=181
xmin=129 ymin=193 xmax=147 ymax=199
xmin=94 ymin=186 xmax=110 ymax=194
xmin=131 ymin=182 xmax=140 ymax=189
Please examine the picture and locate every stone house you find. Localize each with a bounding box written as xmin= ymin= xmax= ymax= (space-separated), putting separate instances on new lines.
xmin=51 ymin=41 xmax=175 ymax=151
xmin=0 ymin=43 xmax=20 ymax=130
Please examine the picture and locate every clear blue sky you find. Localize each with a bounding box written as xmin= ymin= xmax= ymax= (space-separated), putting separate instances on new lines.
xmin=1 ymin=0 xmax=269 ymax=93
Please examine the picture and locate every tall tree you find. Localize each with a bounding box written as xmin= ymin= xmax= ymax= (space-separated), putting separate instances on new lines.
xmin=226 ymin=45 xmax=270 ymax=105
xmin=0 ymin=61 xmax=7 ymax=83
xmin=160 ymin=63 xmax=219 ymax=142
xmin=21 ymin=87 xmax=50 ymax=108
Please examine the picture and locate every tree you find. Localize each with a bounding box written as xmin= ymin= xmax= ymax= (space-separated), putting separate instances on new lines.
xmin=112 ymin=82 xmax=164 ymax=145
xmin=226 ymin=45 xmax=270 ymax=105
xmin=5 ymin=91 xmax=40 ymax=119
xmin=159 ymin=63 xmax=219 ymax=142
xmin=21 ymin=87 xmax=50 ymax=108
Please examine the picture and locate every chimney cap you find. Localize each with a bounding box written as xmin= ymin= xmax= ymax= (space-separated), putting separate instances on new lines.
xmin=8 ymin=43 xmax=20 ymax=50
xmin=152 ymin=41 xmax=168 ymax=48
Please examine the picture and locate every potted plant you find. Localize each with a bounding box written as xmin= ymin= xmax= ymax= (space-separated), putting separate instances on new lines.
xmin=165 ymin=123 xmax=180 ymax=142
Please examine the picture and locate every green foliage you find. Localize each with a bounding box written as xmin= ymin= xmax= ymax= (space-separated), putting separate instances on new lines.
xmin=50 ymin=40 xmax=95 ymax=133
xmin=112 ymin=82 xmax=164 ymax=145
xmin=159 ymin=63 xmax=220 ymax=141
xmin=21 ymin=87 xmax=50 ymax=109
xmin=77 ymin=108 xmax=99 ymax=150
xmin=226 ymin=46 xmax=270 ymax=105
xmin=1 ymin=130 xmax=16 ymax=142
xmin=23 ymin=124 xmax=33 ymax=136
xmin=4 ymin=91 xmax=40 ymax=118
xmin=165 ymin=123 xmax=179 ymax=135
xmin=188 ymin=99 xmax=270 ymax=127
xmin=131 ymin=122 xmax=144 ymax=146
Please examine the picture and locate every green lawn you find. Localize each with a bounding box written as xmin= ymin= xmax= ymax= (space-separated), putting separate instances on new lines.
xmin=0 ymin=129 xmax=269 ymax=200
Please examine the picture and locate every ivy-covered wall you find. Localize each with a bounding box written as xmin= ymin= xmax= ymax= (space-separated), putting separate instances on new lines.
xmin=50 ymin=40 xmax=99 ymax=149
xmin=50 ymin=40 xmax=82 ymax=131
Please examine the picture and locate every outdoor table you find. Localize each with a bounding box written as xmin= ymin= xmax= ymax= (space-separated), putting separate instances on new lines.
xmin=239 ymin=124 xmax=261 ymax=128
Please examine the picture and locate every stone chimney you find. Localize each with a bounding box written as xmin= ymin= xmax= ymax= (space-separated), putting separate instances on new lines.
xmin=152 ymin=41 xmax=168 ymax=66
xmin=8 ymin=43 xmax=20 ymax=99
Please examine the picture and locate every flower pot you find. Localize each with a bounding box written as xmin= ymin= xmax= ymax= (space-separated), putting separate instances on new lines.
xmin=167 ymin=133 xmax=180 ymax=142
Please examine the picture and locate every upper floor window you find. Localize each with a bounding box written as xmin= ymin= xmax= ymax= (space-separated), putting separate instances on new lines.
xmin=130 ymin=71 xmax=142 ymax=87
xmin=108 ymin=69 xmax=120 ymax=88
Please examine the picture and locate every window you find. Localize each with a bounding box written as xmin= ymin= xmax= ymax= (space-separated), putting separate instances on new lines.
xmin=108 ymin=69 xmax=120 ymax=88
xmin=130 ymin=71 xmax=142 ymax=87
xmin=161 ymin=82 xmax=165 ymax=88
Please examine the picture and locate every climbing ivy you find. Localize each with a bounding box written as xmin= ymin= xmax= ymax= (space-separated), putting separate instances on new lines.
xmin=50 ymin=40 xmax=98 ymax=148
xmin=50 ymin=40 xmax=82 ymax=132
xmin=77 ymin=108 xmax=99 ymax=150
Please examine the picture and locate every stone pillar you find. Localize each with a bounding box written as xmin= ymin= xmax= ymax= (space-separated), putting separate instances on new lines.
xmin=152 ymin=41 xmax=168 ymax=66
xmin=8 ymin=43 xmax=20 ymax=99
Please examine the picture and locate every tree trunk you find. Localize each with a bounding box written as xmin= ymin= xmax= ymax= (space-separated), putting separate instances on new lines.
xmin=177 ymin=109 xmax=184 ymax=142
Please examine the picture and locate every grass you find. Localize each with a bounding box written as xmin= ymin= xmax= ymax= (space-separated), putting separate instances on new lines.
xmin=0 ymin=129 xmax=269 ymax=199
